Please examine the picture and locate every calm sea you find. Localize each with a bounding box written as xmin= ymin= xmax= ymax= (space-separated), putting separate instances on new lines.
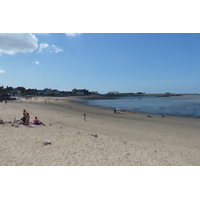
xmin=72 ymin=95 xmax=200 ymax=118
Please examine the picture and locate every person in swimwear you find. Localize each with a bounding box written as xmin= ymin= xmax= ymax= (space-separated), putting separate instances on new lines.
xmin=21 ymin=109 xmax=27 ymax=124
xmin=33 ymin=117 xmax=40 ymax=125
xmin=25 ymin=113 xmax=30 ymax=127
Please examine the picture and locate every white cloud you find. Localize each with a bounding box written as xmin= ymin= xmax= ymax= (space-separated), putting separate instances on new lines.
xmin=38 ymin=43 xmax=63 ymax=53
xmin=65 ymin=33 xmax=82 ymax=37
xmin=0 ymin=33 xmax=38 ymax=55
xmin=50 ymin=45 xmax=63 ymax=53
xmin=38 ymin=43 xmax=49 ymax=52
xmin=0 ymin=69 xmax=5 ymax=73
xmin=34 ymin=61 xmax=40 ymax=65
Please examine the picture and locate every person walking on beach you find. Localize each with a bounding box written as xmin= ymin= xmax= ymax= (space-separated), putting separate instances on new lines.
xmin=84 ymin=114 xmax=86 ymax=120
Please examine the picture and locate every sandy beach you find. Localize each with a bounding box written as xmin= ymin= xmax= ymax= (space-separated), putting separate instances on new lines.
xmin=0 ymin=97 xmax=199 ymax=166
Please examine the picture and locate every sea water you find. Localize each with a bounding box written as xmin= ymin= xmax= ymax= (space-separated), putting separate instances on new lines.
xmin=72 ymin=95 xmax=200 ymax=118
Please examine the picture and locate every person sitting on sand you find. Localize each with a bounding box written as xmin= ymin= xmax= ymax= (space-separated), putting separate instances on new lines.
xmin=33 ymin=117 xmax=40 ymax=125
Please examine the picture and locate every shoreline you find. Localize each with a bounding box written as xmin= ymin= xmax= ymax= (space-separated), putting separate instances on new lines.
xmin=67 ymin=95 xmax=200 ymax=119
xmin=0 ymin=97 xmax=200 ymax=166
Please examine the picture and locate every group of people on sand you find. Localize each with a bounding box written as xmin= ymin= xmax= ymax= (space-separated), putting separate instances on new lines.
xmin=21 ymin=109 xmax=40 ymax=127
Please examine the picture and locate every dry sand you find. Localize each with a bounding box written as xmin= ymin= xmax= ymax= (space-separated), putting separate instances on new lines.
xmin=0 ymin=97 xmax=199 ymax=166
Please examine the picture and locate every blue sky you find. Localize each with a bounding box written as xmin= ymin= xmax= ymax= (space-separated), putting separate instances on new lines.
xmin=0 ymin=33 xmax=200 ymax=94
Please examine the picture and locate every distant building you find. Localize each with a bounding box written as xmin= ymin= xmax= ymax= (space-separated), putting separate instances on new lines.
xmin=1 ymin=85 xmax=98 ymax=97
xmin=0 ymin=94 xmax=11 ymax=100
xmin=67 ymin=91 xmax=73 ymax=96
xmin=26 ymin=89 xmax=38 ymax=96
xmin=52 ymin=89 xmax=60 ymax=96
xmin=43 ymin=88 xmax=53 ymax=96
xmin=72 ymin=89 xmax=90 ymax=95
xmin=37 ymin=90 xmax=45 ymax=96
xmin=60 ymin=91 xmax=71 ymax=96
xmin=9 ymin=89 xmax=21 ymax=96
xmin=90 ymin=91 xmax=99 ymax=95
